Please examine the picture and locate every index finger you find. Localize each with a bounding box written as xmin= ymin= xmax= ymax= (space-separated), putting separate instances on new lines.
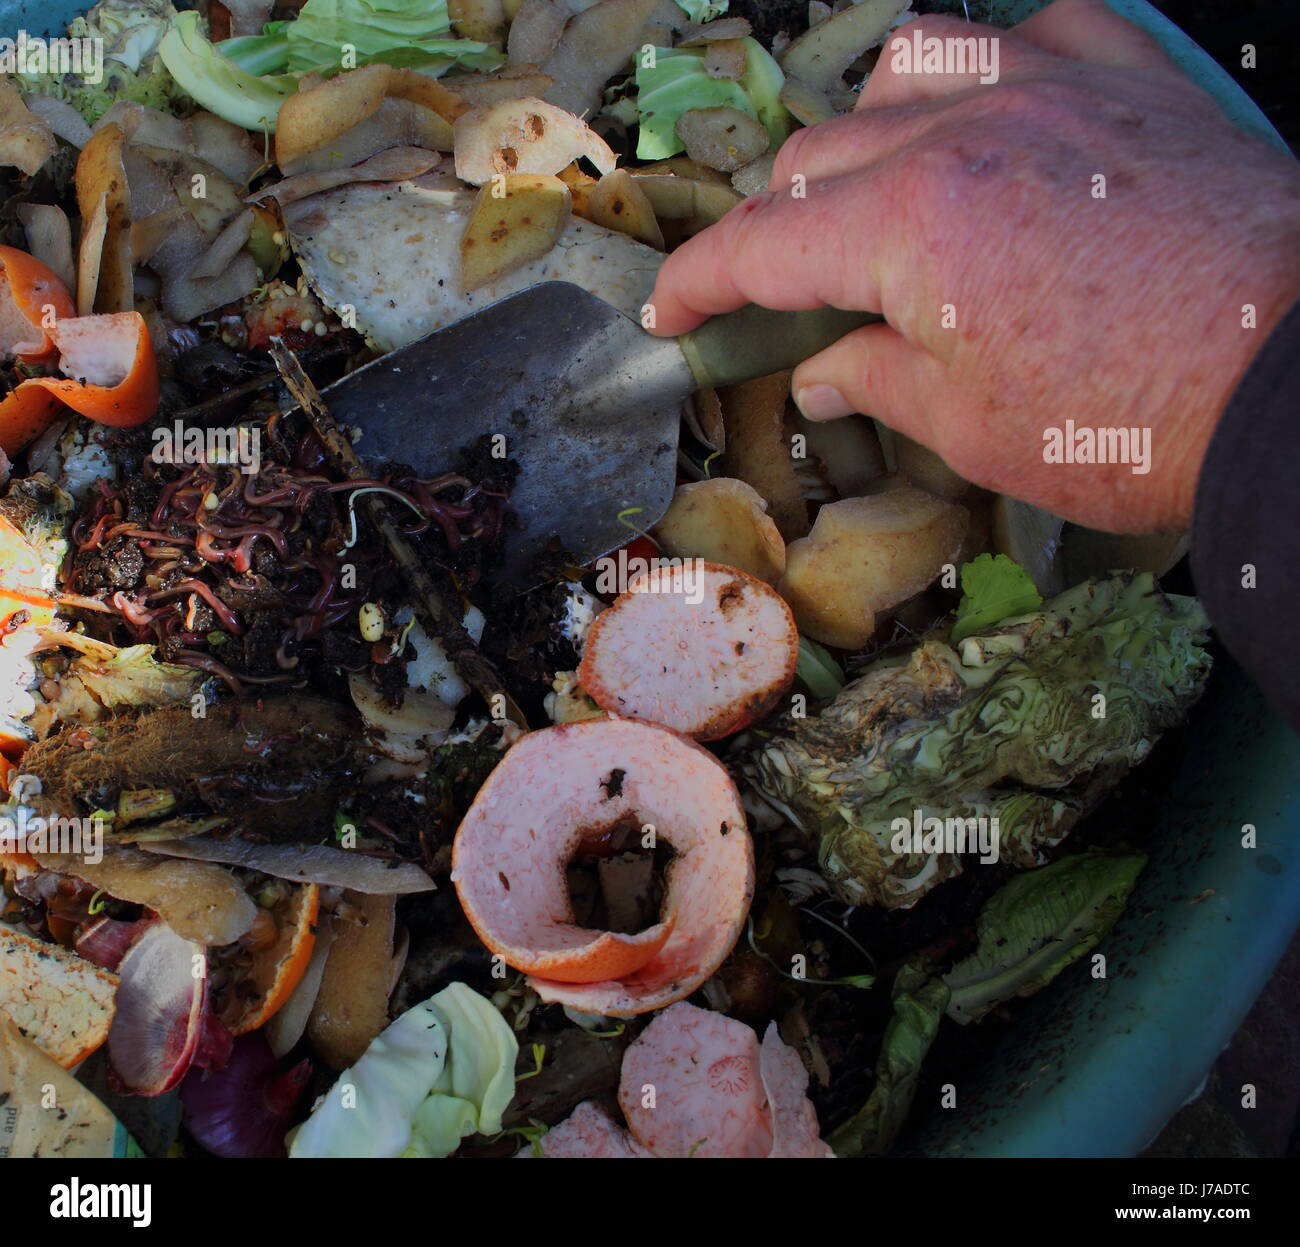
xmin=645 ymin=170 xmax=887 ymax=337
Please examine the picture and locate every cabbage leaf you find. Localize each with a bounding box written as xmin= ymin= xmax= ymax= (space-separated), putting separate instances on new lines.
xmin=634 ymin=39 xmax=791 ymax=161
xmin=158 ymin=10 xmax=294 ymax=131
xmin=159 ymin=1 xmax=501 ymax=131
xmin=754 ymin=572 xmax=1210 ymax=907
xmin=289 ymin=982 xmax=517 ymax=1158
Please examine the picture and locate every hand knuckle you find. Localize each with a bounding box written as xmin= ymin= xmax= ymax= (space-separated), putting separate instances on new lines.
xmin=771 ymin=125 xmax=814 ymax=187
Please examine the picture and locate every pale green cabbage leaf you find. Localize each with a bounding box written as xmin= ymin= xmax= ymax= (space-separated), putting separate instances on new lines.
xmin=159 ymin=0 xmax=502 ymax=131
xmin=220 ymin=0 xmax=503 ymax=78
xmin=289 ymin=982 xmax=517 ymax=1158
xmin=633 ymin=39 xmax=791 ymax=160
xmin=672 ymin=0 xmax=729 ymax=22
xmin=158 ymin=10 xmax=295 ymax=131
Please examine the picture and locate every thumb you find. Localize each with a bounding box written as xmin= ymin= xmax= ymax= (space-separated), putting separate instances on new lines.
xmin=790 ymin=321 xmax=946 ymax=445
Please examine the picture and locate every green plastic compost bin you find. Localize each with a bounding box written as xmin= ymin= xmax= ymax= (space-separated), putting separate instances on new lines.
xmin=3 ymin=0 xmax=1297 ymax=1159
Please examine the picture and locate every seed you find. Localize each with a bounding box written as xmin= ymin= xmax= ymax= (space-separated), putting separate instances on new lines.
xmin=326 ymin=248 xmax=347 ymax=264
xmin=300 ymin=319 xmax=314 ymax=333
xmin=359 ymin=602 xmax=385 ymax=642
xmin=315 ymin=321 xmax=328 ymax=336
xmin=271 ymin=230 xmax=285 ymax=245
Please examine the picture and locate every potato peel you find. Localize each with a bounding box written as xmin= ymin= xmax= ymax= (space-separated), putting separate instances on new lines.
xmin=275 ymin=65 xmax=466 ymax=175
xmin=718 ymin=370 xmax=810 ymax=542
xmin=779 ymin=486 xmax=969 ymax=650
xmin=74 ymin=124 xmax=134 ymax=315
xmin=459 ymin=172 xmax=572 ymax=293
xmin=586 ymin=168 xmax=664 ymax=249
xmin=453 ymin=97 xmax=616 ymax=186
xmin=780 ymin=0 xmax=908 ymax=95
xmin=306 ymin=891 xmax=398 ymax=1070
xmin=653 ymin=478 xmax=786 ymax=584
xmin=34 ymin=847 xmax=257 ymax=947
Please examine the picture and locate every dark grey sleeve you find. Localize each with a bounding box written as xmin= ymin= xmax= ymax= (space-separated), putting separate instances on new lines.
xmin=1191 ymin=299 xmax=1300 ymax=734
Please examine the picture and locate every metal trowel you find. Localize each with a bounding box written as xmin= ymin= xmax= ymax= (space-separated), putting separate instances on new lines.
xmin=312 ymin=281 xmax=878 ymax=583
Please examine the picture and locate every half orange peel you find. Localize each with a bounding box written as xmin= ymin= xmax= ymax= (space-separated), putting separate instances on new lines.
xmin=2 ymin=243 xmax=159 ymax=455
xmin=0 ymin=245 xmax=76 ymax=364
xmin=20 ymin=311 xmax=160 ymax=430
xmin=221 ymin=882 xmax=321 ymax=1037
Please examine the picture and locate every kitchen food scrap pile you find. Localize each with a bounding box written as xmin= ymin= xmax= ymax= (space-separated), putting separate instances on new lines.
xmin=0 ymin=0 xmax=1211 ymax=1159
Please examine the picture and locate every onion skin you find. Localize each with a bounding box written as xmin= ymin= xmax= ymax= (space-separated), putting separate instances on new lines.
xmin=180 ymin=1032 xmax=312 ymax=1158
xmin=75 ymin=915 xmax=152 ymax=971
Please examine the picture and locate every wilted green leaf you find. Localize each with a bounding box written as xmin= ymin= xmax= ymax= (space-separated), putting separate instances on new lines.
xmin=795 ymin=635 xmax=845 ymax=700
xmin=944 ymin=850 xmax=1146 ymax=1025
xmin=827 ymin=960 xmax=948 ymax=1158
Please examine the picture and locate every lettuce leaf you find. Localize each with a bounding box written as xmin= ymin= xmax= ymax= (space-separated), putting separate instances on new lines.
xmin=827 ymin=960 xmax=948 ymax=1157
xmin=69 ymin=643 xmax=200 ymax=709
xmin=289 ymin=982 xmax=517 ymax=1158
xmin=943 ymin=850 xmax=1147 ymax=1024
xmin=951 ymin=553 xmax=1042 ymax=643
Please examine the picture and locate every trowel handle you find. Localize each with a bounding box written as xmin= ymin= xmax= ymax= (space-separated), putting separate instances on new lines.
xmin=677 ymin=304 xmax=883 ymax=391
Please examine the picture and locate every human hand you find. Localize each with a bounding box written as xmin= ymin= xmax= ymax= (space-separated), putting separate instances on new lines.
xmin=646 ymin=0 xmax=1300 ymax=533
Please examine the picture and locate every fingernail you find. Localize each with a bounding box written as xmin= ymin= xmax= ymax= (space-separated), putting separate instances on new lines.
xmin=794 ymin=383 xmax=855 ymax=422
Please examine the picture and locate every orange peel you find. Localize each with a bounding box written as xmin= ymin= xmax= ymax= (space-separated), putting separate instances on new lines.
xmin=0 ymin=244 xmax=76 ymax=364
xmin=221 ymin=882 xmax=321 ymax=1037
xmin=22 ymin=311 xmax=159 ymax=429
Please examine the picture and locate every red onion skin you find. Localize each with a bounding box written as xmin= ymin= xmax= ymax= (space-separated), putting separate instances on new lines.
xmin=75 ymin=916 xmax=151 ymax=971
xmin=193 ymin=1011 xmax=235 ymax=1072
xmin=181 ymin=1032 xmax=313 ymax=1159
